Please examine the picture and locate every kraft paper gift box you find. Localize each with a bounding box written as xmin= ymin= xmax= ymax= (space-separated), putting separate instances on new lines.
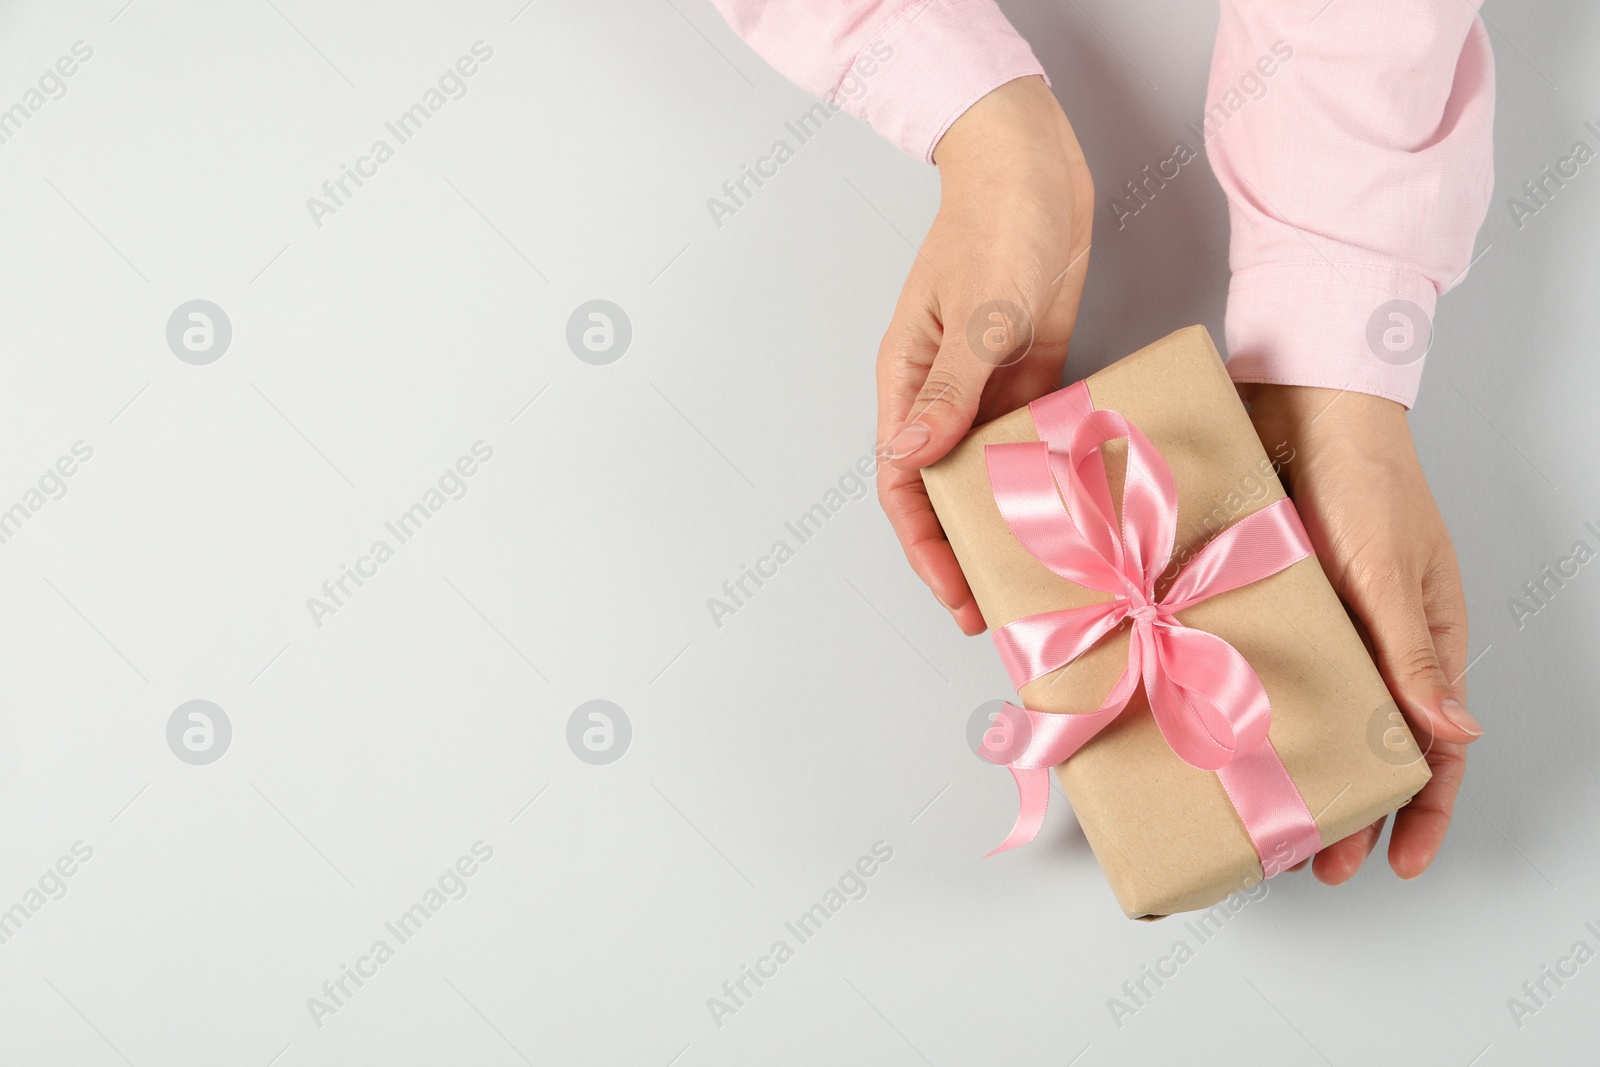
xmin=922 ymin=325 xmax=1432 ymax=918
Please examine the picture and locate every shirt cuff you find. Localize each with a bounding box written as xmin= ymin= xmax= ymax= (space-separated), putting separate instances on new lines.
xmin=1223 ymin=262 xmax=1440 ymax=409
xmin=851 ymin=0 xmax=1047 ymax=163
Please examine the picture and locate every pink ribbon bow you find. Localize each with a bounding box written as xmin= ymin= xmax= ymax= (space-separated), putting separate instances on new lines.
xmin=979 ymin=383 xmax=1323 ymax=876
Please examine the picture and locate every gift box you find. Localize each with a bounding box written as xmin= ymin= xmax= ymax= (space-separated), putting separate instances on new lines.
xmin=922 ymin=325 xmax=1432 ymax=918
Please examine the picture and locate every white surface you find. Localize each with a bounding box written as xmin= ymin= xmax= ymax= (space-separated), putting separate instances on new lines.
xmin=0 ymin=1 xmax=1595 ymax=1064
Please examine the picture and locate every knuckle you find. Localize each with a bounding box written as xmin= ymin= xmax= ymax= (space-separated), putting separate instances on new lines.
xmin=915 ymin=370 xmax=976 ymax=418
xmin=877 ymin=326 xmax=924 ymax=369
xmin=1397 ymin=645 xmax=1445 ymax=683
xmin=1414 ymin=751 xmax=1467 ymax=811
xmin=1422 ymin=554 xmax=1468 ymax=611
xmin=1345 ymin=553 xmax=1417 ymax=601
xmin=1430 ymin=750 xmax=1467 ymax=792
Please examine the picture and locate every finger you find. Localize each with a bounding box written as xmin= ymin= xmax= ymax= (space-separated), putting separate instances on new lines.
xmin=1355 ymin=574 xmax=1482 ymax=748
xmin=874 ymin=286 xmax=942 ymax=457
xmin=885 ymin=346 xmax=994 ymax=469
xmin=872 ymin=288 xmax=1010 ymax=633
xmin=1388 ymin=741 xmax=1466 ymax=878
xmin=1383 ymin=548 xmax=1472 ymax=877
xmin=1311 ymin=817 xmax=1386 ymax=886
xmin=877 ymin=463 xmax=987 ymax=634
xmin=872 ymin=288 xmax=977 ymax=626
xmin=1423 ymin=544 xmax=1471 ymax=712
xmin=882 ymin=284 xmax=1050 ymax=469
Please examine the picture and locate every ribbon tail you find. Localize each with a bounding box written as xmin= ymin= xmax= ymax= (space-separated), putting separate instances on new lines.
xmin=983 ymin=657 xmax=1142 ymax=855
xmin=986 ymin=766 xmax=1052 ymax=856
xmin=1215 ymin=739 xmax=1323 ymax=877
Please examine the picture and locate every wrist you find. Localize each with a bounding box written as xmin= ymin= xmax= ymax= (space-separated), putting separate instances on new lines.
xmin=933 ymin=76 xmax=1089 ymax=195
xmin=1249 ymin=385 xmax=1407 ymax=429
xmin=1248 ymin=385 xmax=1417 ymax=476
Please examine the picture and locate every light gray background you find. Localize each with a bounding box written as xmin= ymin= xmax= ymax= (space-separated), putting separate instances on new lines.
xmin=0 ymin=1 xmax=1594 ymax=1064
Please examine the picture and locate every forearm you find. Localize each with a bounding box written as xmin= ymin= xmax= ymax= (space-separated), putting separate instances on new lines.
xmin=709 ymin=0 xmax=1046 ymax=163
xmin=1206 ymin=0 xmax=1496 ymax=407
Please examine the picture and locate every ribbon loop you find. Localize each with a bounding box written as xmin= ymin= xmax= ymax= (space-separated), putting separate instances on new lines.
xmin=1145 ymin=624 xmax=1272 ymax=770
xmin=985 ymin=441 xmax=1128 ymax=595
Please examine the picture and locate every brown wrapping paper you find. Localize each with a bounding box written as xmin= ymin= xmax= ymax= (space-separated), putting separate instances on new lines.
xmin=922 ymin=326 xmax=1432 ymax=918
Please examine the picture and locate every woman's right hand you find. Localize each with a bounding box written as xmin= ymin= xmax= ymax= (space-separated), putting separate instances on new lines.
xmin=1246 ymin=384 xmax=1483 ymax=882
xmin=874 ymin=75 xmax=1094 ymax=634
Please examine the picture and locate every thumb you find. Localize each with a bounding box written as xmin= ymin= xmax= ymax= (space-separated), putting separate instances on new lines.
xmin=884 ymin=297 xmax=1031 ymax=469
xmin=1362 ymin=580 xmax=1483 ymax=748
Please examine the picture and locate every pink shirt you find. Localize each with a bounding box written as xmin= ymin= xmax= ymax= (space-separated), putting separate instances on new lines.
xmin=711 ymin=0 xmax=1495 ymax=408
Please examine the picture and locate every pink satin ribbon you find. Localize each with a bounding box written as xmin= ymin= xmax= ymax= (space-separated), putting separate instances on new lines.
xmin=979 ymin=382 xmax=1322 ymax=877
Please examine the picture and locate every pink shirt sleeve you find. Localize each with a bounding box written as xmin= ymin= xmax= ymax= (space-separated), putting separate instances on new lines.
xmin=708 ymin=0 xmax=1046 ymax=163
xmin=1205 ymin=1 xmax=1496 ymax=408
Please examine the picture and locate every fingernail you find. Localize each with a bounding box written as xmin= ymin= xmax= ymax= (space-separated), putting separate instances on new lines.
xmin=1439 ymin=697 xmax=1482 ymax=737
xmin=881 ymin=422 xmax=930 ymax=461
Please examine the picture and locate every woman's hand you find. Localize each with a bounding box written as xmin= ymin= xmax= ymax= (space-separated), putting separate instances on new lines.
xmin=875 ymin=75 xmax=1093 ymax=635
xmin=1246 ymin=384 xmax=1485 ymax=882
